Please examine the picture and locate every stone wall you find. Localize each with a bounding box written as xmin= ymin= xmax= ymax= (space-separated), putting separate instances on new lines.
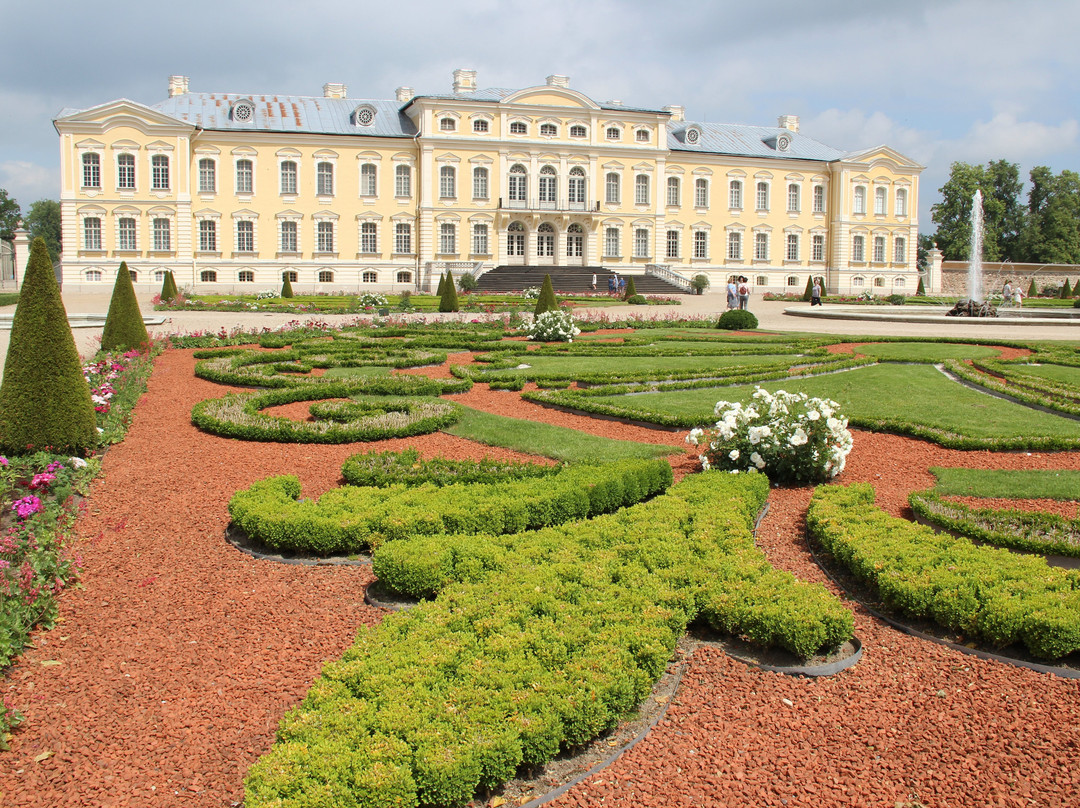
xmin=940 ymin=261 xmax=1080 ymax=297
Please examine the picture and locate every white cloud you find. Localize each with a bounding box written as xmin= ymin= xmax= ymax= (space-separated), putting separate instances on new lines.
xmin=0 ymin=162 xmax=59 ymax=209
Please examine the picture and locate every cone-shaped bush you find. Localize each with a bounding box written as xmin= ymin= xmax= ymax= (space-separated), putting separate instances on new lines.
xmin=439 ymin=270 xmax=459 ymax=312
xmin=1060 ymin=279 xmax=1072 ymax=299
xmin=101 ymin=261 xmax=149 ymax=352
xmin=436 ymin=271 xmax=446 ymax=297
xmin=159 ymin=270 xmax=176 ymax=303
xmin=802 ymin=276 xmax=814 ymax=301
xmin=534 ymin=274 xmax=558 ymax=315
xmin=0 ymin=238 xmax=97 ymax=455
xmin=1027 ymin=278 xmax=1037 ymax=298
xmin=281 ymin=275 xmax=295 ymax=298
xmin=916 ymin=277 xmax=926 ymax=296
xmin=166 ymin=270 xmax=178 ymax=302
xmin=624 ymin=276 xmax=638 ymax=300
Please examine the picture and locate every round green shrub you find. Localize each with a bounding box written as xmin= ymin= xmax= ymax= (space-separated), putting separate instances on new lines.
xmin=101 ymin=261 xmax=149 ymax=352
xmin=626 ymin=294 xmax=647 ymax=305
xmin=458 ymin=272 xmax=478 ymax=293
xmin=1073 ymin=298 xmax=1080 ymax=308
xmin=716 ymin=309 xmax=759 ymax=330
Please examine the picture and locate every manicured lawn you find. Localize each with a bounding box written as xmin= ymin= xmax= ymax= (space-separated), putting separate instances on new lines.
xmin=848 ymin=342 xmax=1002 ymax=362
xmin=928 ymin=467 xmax=1080 ymax=500
xmin=1006 ymin=362 xmax=1080 ymax=387
xmin=475 ymin=353 xmax=798 ymax=377
xmin=322 ymin=366 xmax=393 ymax=378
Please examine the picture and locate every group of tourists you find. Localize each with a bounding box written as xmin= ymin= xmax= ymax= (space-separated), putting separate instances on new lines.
xmin=726 ymin=276 xmax=751 ymax=310
xmin=606 ymin=273 xmax=626 ymax=296
xmin=1001 ymin=279 xmax=1024 ymax=307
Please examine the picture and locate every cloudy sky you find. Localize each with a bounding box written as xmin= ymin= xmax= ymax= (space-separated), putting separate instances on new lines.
xmin=1 ymin=0 xmax=1077 ymax=231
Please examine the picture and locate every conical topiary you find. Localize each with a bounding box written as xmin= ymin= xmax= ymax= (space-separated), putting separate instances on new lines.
xmin=1027 ymin=278 xmax=1038 ymax=298
xmin=166 ymin=270 xmax=178 ymax=302
xmin=0 ymin=237 xmax=98 ymax=455
xmin=916 ymin=277 xmax=926 ymax=296
xmin=802 ymin=276 xmax=814 ymax=302
xmin=101 ymin=261 xmax=149 ymax=352
xmin=159 ymin=270 xmax=174 ymax=303
xmin=281 ymin=275 xmax=294 ymax=298
xmin=436 ymin=271 xmax=446 ymax=298
xmin=1061 ymin=279 xmax=1072 ymax=299
xmin=534 ymin=274 xmax=558 ymax=315
xmin=623 ymin=276 xmax=638 ymax=300
xmin=439 ymin=270 xmax=459 ymax=312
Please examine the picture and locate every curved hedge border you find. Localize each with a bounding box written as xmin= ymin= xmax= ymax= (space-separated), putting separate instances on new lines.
xmin=341 ymin=447 xmax=560 ymax=488
xmin=909 ymin=488 xmax=1080 ymax=558
xmin=245 ymin=471 xmax=853 ymax=808
xmin=808 ymin=483 xmax=1080 ymax=660
xmin=946 ymin=358 xmax=1080 ymax=418
xmin=191 ymin=381 xmax=463 ymax=444
xmin=194 ymin=347 xmax=449 ymax=388
xmin=229 ymin=458 xmax=672 ymax=555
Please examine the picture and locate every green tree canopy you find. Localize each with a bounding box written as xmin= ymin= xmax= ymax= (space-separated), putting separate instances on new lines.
xmin=0 ymin=188 xmax=21 ymax=242
xmin=931 ymin=161 xmax=1023 ymax=262
xmin=25 ymin=199 xmax=62 ymax=264
xmin=1020 ymin=167 xmax=1080 ymax=264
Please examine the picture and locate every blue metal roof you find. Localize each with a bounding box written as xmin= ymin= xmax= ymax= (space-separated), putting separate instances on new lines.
xmin=667 ymin=121 xmax=846 ymax=162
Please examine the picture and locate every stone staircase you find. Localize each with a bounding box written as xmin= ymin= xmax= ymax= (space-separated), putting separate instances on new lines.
xmin=476 ymin=266 xmax=689 ymax=295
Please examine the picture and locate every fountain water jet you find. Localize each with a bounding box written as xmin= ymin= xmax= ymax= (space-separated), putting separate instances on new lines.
xmin=946 ymin=189 xmax=997 ymax=317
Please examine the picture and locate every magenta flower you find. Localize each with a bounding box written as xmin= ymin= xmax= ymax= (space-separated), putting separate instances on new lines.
xmin=12 ymin=496 xmax=42 ymax=520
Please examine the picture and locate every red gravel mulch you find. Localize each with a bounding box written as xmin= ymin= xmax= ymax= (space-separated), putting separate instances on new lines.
xmin=2 ymin=349 xmax=1079 ymax=808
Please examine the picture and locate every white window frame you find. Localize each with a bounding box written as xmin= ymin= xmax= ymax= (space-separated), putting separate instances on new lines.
xmin=786 ymin=233 xmax=799 ymax=261
xmin=151 ymin=154 xmax=169 ymax=190
xmin=812 ymin=184 xmax=825 ymax=213
xmin=695 ymin=178 xmax=709 ymax=208
xmin=727 ymin=231 xmax=743 ymax=261
xmin=666 ymin=229 xmax=679 ymax=259
xmin=152 ymin=217 xmax=171 ymax=251
xmin=316 ymin=162 xmax=334 ymax=196
xmin=360 ymin=163 xmax=377 ymax=196
xmin=83 ymin=216 xmax=102 ymax=250
xmin=604 ymin=227 xmax=620 ymax=257
xmin=439 ymin=165 xmax=456 ymax=199
xmin=316 ymin=220 xmax=335 ymax=253
xmin=236 ymin=219 xmax=255 ymax=253
xmin=873 ymin=235 xmax=886 ymax=263
xmin=633 ymin=227 xmax=650 ymax=258
xmin=729 ymin=179 xmax=743 ymax=209
xmin=117 ymin=153 xmax=136 ymax=190
xmin=754 ymin=232 xmax=769 ymax=261
xmin=82 ymin=152 xmax=101 ymax=188
xmin=198 ymin=219 xmax=217 ymax=252
xmin=787 ymin=183 xmax=800 ymax=213
xmin=473 ymin=166 xmax=489 ymax=200
xmin=874 ymin=186 xmax=887 ymax=215
xmin=360 ymin=221 xmax=378 ymax=254
xmin=472 ymin=223 xmax=489 ymax=254
xmin=635 ymin=174 xmax=650 ymax=205
xmin=280 ymin=220 xmax=298 ymax=253
xmin=395 ymin=164 xmax=411 ymax=197
xmin=280 ymin=161 xmax=298 ymax=195
xmin=118 ymin=217 xmax=137 ymax=251
xmin=667 ymin=176 xmax=680 ymax=207
xmin=811 ymin=234 xmax=825 ymax=262
xmin=394 ymin=222 xmax=412 ymax=254
xmin=755 ymin=181 xmax=769 ymax=212
xmin=852 ymin=235 xmax=865 ymax=262
xmin=693 ymin=230 xmax=708 ymax=260
xmin=198 ymin=158 xmax=216 ymax=193
xmin=235 ymin=158 xmax=254 ymax=195
xmin=853 ymin=186 xmax=867 ymax=215
xmin=605 ymin=172 xmax=620 ymax=204
xmin=439 ymin=222 xmax=457 ymax=254
xmin=894 ymin=236 xmax=907 ymax=263
xmin=895 ymin=188 xmax=908 ymax=217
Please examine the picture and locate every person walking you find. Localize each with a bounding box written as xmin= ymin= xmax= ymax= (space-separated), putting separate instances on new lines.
xmin=810 ymin=277 xmax=823 ymax=306
xmin=726 ymin=276 xmax=738 ymax=310
xmin=1002 ymin=279 xmax=1013 ymax=308
xmin=591 ymin=272 xmax=597 ymax=292
xmin=737 ymin=276 xmax=750 ymax=310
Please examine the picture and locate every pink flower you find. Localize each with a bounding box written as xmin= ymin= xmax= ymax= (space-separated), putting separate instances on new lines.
xmin=12 ymin=496 xmax=42 ymax=519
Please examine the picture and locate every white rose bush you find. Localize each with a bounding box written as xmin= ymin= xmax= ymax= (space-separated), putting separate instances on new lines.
xmin=526 ymin=310 xmax=581 ymax=343
xmin=687 ymin=387 xmax=853 ymax=484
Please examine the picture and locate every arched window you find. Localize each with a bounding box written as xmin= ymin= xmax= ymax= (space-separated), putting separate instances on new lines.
xmin=316 ymin=162 xmax=334 ymax=195
xmin=568 ymin=166 xmax=586 ymax=206
xmin=874 ymin=186 xmax=887 ymax=215
xmin=151 ymin=155 xmax=169 ymax=190
xmin=83 ymin=217 xmax=102 ymax=250
xmin=439 ymin=117 xmax=456 ymax=132
xmin=605 ymin=127 xmax=620 ymax=140
xmin=507 ymin=220 xmax=526 ymax=256
xmin=693 ymin=230 xmax=708 ymax=260
xmin=538 ymin=165 xmax=557 ymax=205
xmin=473 ymin=166 xmax=489 ymax=199
xmin=873 ymin=235 xmax=886 ymax=262
xmin=786 ymin=233 xmax=799 ymax=261
xmin=852 ymin=275 xmax=865 ymax=287
xmin=894 ymin=277 xmax=906 ymax=288
xmin=510 ymin=121 xmax=527 ymax=135
xmin=198 ymin=220 xmax=216 ymax=252
xmin=727 ymin=231 xmax=743 ymax=260
xmin=236 ymin=220 xmax=254 ymax=252
xmin=236 ymin=159 xmax=253 ymax=194
xmin=396 ymin=271 xmax=412 ymax=284
xmin=439 ymin=165 xmax=456 ymax=198
xmin=787 ymin=276 xmax=800 ymax=287
xmin=754 ymin=232 xmax=768 ymax=260
xmin=360 ymin=222 xmax=377 ymax=253
xmin=537 ymin=222 xmax=555 ymax=256
xmin=634 ymin=228 xmax=650 ymax=258
xmin=394 ymin=222 xmax=412 ymax=254
xmin=604 ymin=227 xmax=620 ymax=256
xmin=198 ymin=158 xmax=216 ymax=193
xmin=280 ymin=220 xmax=298 ymax=252
xmin=362 ymin=270 xmax=378 ymax=283
xmin=360 ymin=163 xmax=377 ymax=196
xmin=853 ymin=186 xmax=866 ymax=214
xmin=756 ymin=181 xmax=769 ymax=211
xmin=635 ymin=174 xmax=650 ymax=205
xmin=117 ymin=153 xmax=135 ymax=189
xmin=82 ymin=153 xmax=101 ymax=188
xmin=395 ymin=164 xmax=411 ymax=197
xmin=851 ymin=235 xmax=865 ymax=262
xmin=472 ymin=223 xmax=489 ymax=254
xmin=508 ymin=164 xmax=527 ymax=203
xmin=874 ymin=276 xmax=886 ymax=287
xmin=812 ymin=234 xmax=825 ymax=262
xmin=667 ymin=176 xmax=680 ymax=206
xmin=566 ymin=223 xmax=584 ymax=257
xmin=695 ymin=178 xmax=709 ymax=208
xmin=894 ymin=236 xmax=907 ymax=263
xmin=540 ymin=123 xmax=557 ymax=137
xmin=787 ymin=183 xmax=800 ymax=212
xmin=812 ymin=184 xmax=825 ymax=213
xmin=316 ymin=221 xmax=334 ymax=252
xmin=238 ymin=270 xmax=255 ymax=282
xmin=85 ymin=269 xmax=103 ymax=282
xmin=118 ymin=217 xmax=137 ymax=251
xmin=605 ymin=172 xmax=620 ymax=204
xmin=636 ymin=129 xmax=650 ymax=143
xmin=128 ymin=268 xmax=138 ymax=282
xmin=666 ymin=229 xmax=679 ymax=259
xmin=282 ymin=270 xmax=298 ymax=283
xmin=280 ymin=161 xmax=297 ymax=195
xmin=153 ymin=218 xmax=171 ymax=251
xmin=755 ymin=275 xmax=768 ymax=286
xmin=473 ymin=119 xmax=489 ymax=133
xmin=318 ymin=270 xmax=334 ymax=283
xmin=729 ymin=179 xmax=743 ymax=209
xmin=200 ymin=270 xmax=217 ymax=283
xmin=895 ymin=188 xmax=908 ymax=216
xmin=569 ymin=125 xmax=587 ymax=138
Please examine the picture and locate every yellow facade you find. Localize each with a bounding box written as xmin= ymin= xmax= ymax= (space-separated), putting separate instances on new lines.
xmin=54 ymin=72 xmax=923 ymax=295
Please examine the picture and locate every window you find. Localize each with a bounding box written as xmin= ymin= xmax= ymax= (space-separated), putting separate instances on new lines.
xmin=86 ymin=270 xmax=103 ymax=282
xmin=236 ymin=159 xmax=253 ymax=194
xmin=727 ymin=231 xmax=743 ymax=260
xmin=128 ymin=269 xmax=138 ymax=282
xmin=812 ymin=234 xmax=825 ymax=262
xmin=693 ymin=230 xmax=708 ymax=259
xmin=198 ymin=159 xmax=216 ymax=193
xmin=568 ymin=167 xmax=586 ymax=204
xmin=606 ymin=127 xmax=620 ymax=140
xmin=605 ymin=172 xmax=620 ymax=204
xmin=82 ymin=153 xmax=101 ymax=188
xmin=894 ymin=236 xmax=907 ymax=263
xmin=318 ymin=270 xmax=334 ymax=283
xmin=316 ymin=162 xmax=334 ymax=196
xmin=873 ymin=236 xmax=886 ymax=263
xmin=154 ymin=270 xmax=167 ymax=283
xmin=666 ymin=229 xmax=679 ymax=259
xmin=360 ymin=222 xmax=377 ymax=253
xmin=895 ymin=277 xmax=906 ymax=288
xmin=508 ymin=164 xmax=527 ymax=202
xmin=151 ymin=155 xmax=169 ymax=190
xmin=604 ymin=227 xmax=621 ymax=257
xmin=236 ymin=220 xmax=254 ymax=252
xmin=695 ymin=178 xmax=709 ymax=208
xmin=200 ymin=270 xmax=217 ymax=283
xmin=667 ymin=177 xmax=680 ymax=206
xmin=360 ymin=163 xmax=377 ymax=196
xmin=874 ymin=276 xmax=886 ymax=288
xmin=786 ymin=233 xmax=799 ymax=261
xmin=83 ymin=217 xmax=102 ymax=250
xmin=634 ymin=228 xmax=650 ymax=258
xmin=812 ymin=184 xmax=825 ymax=213
xmin=756 ymin=276 xmax=768 ymax=287
xmin=635 ymin=174 xmax=650 ymax=205
xmin=636 ymin=129 xmax=650 ymax=143
xmin=787 ymin=183 xmax=800 ymax=213
xmin=118 ymin=217 xmax=137 ymax=250
xmin=396 ymin=271 xmax=412 ymax=284
xmin=282 ymin=271 xmax=298 ymax=283
xmin=439 ymin=165 xmax=456 ymax=199
xmin=280 ymin=220 xmax=297 ymax=252
xmin=787 ymin=276 xmax=800 ymax=286
xmin=756 ymin=181 xmax=769 ymax=211
xmin=566 ymin=223 xmax=584 ymax=257
xmin=507 ymin=221 xmax=525 ymax=256
xmin=570 ymin=124 xmax=586 ymax=138
xmin=280 ymin=161 xmax=298 ymax=195
xmin=853 ymin=186 xmax=866 ymax=214
xmin=473 ymin=166 xmax=489 ymax=199
xmin=439 ymin=222 xmax=456 ymax=254
xmin=395 ymin=164 xmax=411 ymax=197
xmin=852 ymin=235 xmax=865 ymax=262
xmin=239 ymin=270 xmax=254 ymax=282
xmin=395 ymin=222 xmax=412 ymax=254
xmin=362 ymin=271 xmax=378 ymax=283
xmin=540 ymin=123 xmax=557 ymax=137
xmin=316 ymin=221 xmax=334 ymax=252
xmin=118 ymin=153 xmax=135 ymax=189
xmin=439 ymin=117 xmax=456 ymax=132
xmin=537 ymin=222 xmax=555 ymax=257
xmin=729 ymin=179 xmax=743 ymax=209
xmin=510 ymin=121 xmax=527 ymax=135
xmin=874 ymin=187 xmax=887 ymax=215
xmin=199 ymin=220 xmax=217 ymax=252
xmin=473 ymin=119 xmax=489 ymax=133
xmin=754 ymin=232 xmax=768 ymax=261
xmin=895 ymin=188 xmax=908 ymax=217
xmin=538 ymin=166 xmax=556 ymax=204
xmin=473 ymin=223 xmax=489 ymax=254
xmin=153 ymin=218 xmax=171 ymax=251
xmin=852 ymin=275 xmax=865 ymax=287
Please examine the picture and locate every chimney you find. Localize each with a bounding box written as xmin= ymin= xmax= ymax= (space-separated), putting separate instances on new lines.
xmin=168 ymin=76 xmax=189 ymax=97
xmin=663 ymin=104 xmax=685 ymax=122
xmin=546 ymin=74 xmax=570 ymax=88
xmin=452 ymin=69 xmax=477 ymax=94
xmin=323 ymin=82 xmax=348 ymax=99
xmin=396 ymin=86 xmax=415 ymax=103
xmin=778 ymin=114 xmax=800 ymax=133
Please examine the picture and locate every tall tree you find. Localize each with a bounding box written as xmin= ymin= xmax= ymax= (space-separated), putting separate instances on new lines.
xmin=25 ymin=199 xmax=62 ymax=263
xmin=930 ymin=161 xmax=1024 ymax=262
xmin=917 ymin=233 xmax=935 ymax=271
xmin=1020 ymin=167 xmax=1080 ymax=264
xmin=0 ymin=189 xmax=20 ymax=242
xmin=984 ymin=160 xmax=1025 ymax=261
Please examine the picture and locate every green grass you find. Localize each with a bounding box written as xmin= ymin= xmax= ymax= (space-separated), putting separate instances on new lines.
xmin=321 ymin=366 xmax=393 ymax=379
xmin=476 ymin=353 xmax=797 ymax=377
xmin=0 ymin=292 xmax=18 ymax=307
xmin=929 ymin=468 xmax=1080 ymax=500
xmin=443 ymin=406 xmax=676 ymax=463
xmin=588 ymin=363 xmax=1080 ymax=440
xmin=847 ymin=342 xmax=1002 ymax=362
xmin=1004 ymin=363 xmax=1080 ymax=386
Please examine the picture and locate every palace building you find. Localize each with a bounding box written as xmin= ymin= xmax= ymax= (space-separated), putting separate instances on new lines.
xmin=54 ymin=70 xmax=923 ymax=295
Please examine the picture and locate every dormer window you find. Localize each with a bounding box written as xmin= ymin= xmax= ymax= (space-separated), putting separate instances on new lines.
xmin=777 ymin=133 xmax=791 ymax=152
xmin=439 ymin=117 xmax=456 ymax=132
xmin=570 ymin=124 xmax=587 ymax=138
xmin=606 ymin=127 xmax=621 ymax=140
xmin=231 ymin=99 xmax=255 ymax=122
xmin=473 ymin=119 xmax=489 ymax=133
xmin=684 ymin=125 xmax=702 ymax=145
xmin=540 ymin=123 xmax=557 ymax=137
xmin=510 ymin=121 xmax=527 ymax=135
xmin=353 ymin=104 xmax=376 ymax=127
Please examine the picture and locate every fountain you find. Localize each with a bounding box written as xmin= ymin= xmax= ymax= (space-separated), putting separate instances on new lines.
xmin=946 ymin=189 xmax=997 ymax=317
